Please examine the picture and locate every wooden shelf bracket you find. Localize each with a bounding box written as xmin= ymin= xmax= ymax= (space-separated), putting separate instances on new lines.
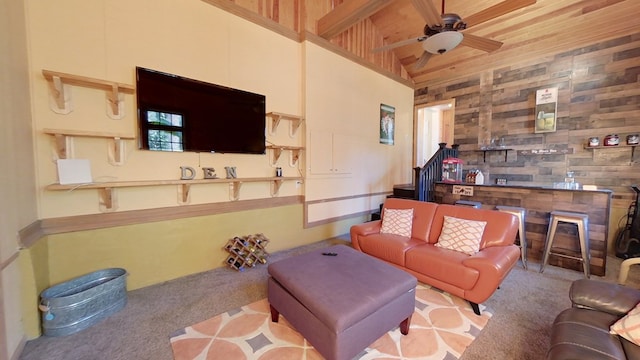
xmin=52 ymin=133 xmax=74 ymax=160
xmin=290 ymin=148 xmax=302 ymax=167
xmin=178 ymin=184 xmax=191 ymax=204
xmin=42 ymin=70 xmax=135 ymax=119
xmin=98 ymin=187 xmax=117 ymax=212
xmin=289 ymin=118 xmax=303 ymax=137
xmin=270 ymin=114 xmax=282 ymax=134
xmin=229 ymin=181 xmax=243 ymax=201
xmin=271 ymin=179 xmax=284 ymax=197
xmin=47 ymin=75 xmax=73 ymax=114
xmin=107 ymin=137 xmax=127 ymax=166
xmin=270 ymin=147 xmax=283 ymax=166
xmin=106 ymin=84 xmax=126 ymax=120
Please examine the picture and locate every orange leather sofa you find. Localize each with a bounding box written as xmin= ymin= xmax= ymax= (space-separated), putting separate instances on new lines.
xmin=350 ymin=198 xmax=520 ymax=315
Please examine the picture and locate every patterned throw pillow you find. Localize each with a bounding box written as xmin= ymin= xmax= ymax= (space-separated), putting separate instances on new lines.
xmin=435 ymin=216 xmax=487 ymax=255
xmin=610 ymin=302 xmax=640 ymax=346
xmin=380 ymin=208 xmax=414 ymax=237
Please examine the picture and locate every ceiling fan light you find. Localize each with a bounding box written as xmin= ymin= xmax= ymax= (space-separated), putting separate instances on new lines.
xmin=422 ymin=31 xmax=463 ymax=54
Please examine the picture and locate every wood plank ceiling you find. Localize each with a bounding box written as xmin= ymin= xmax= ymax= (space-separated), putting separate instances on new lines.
xmin=208 ymin=0 xmax=639 ymax=89
xmin=316 ymin=0 xmax=639 ymax=88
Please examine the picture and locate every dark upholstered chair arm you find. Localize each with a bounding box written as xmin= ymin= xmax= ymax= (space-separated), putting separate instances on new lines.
xmin=570 ymin=279 xmax=640 ymax=316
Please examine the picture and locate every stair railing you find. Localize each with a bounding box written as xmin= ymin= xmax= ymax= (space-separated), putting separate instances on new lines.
xmin=413 ymin=143 xmax=459 ymax=202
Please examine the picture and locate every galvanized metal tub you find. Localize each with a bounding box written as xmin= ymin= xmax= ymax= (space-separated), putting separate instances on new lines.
xmin=39 ymin=268 xmax=127 ymax=337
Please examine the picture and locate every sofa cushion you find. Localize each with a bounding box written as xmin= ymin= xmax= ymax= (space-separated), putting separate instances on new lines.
xmin=358 ymin=233 xmax=424 ymax=267
xmin=428 ymin=204 xmax=518 ymax=249
xmin=382 ymin=198 xmax=438 ymax=243
xmin=380 ymin=208 xmax=413 ymax=237
xmin=610 ymin=302 xmax=640 ymax=346
xmin=405 ymin=245 xmax=479 ymax=290
xmin=435 ymin=216 xmax=486 ymax=255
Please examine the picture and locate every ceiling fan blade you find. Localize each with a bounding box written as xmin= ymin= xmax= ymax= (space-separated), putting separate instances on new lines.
xmin=461 ymin=33 xmax=503 ymax=52
xmin=372 ymin=36 xmax=426 ymax=53
xmin=410 ymin=0 xmax=442 ymax=27
xmin=464 ymin=0 xmax=537 ymax=28
xmin=414 ymin=51 xmax=433 ymax=70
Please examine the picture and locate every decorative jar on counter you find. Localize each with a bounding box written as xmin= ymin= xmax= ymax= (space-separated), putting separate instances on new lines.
xmin=627 ymin=134 xmax=639 ymax=145
xmin=603 ymin=134 xmax=620 ymax=146
xmin=588 ymin=137 xmax=599 ymax=147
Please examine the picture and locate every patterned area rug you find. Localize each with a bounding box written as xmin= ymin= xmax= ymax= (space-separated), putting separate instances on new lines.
xmin=170 ymin=284 xmax=492 ymax=360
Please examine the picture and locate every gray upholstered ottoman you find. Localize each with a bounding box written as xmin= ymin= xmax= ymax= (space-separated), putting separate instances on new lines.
xmin=268 ymin=244 xmax=417 ymax=360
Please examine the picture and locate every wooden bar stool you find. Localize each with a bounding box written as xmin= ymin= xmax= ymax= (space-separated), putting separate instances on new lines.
xmin=454 ymin=200 xmax=482 ymax=209
xmin=539 ymin=210 xmax=590 ymax=278
xmin=496 ymin=205 xmax=528 ymax=269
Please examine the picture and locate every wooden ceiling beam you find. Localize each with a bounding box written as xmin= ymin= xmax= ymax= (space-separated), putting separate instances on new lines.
xmin=317 ymin=0 xmax=393 ymax=39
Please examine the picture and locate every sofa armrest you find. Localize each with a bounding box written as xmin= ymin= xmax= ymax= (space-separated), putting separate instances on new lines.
xmin=462 ymin=245 xmax=520 ymax=276
xmin=461 ymin=245 xmax=520 ymax=303
xmin=570 ymin=279 xmax=640 ymax=316
xmin=350 ymin=220 xmax=382 ymax=251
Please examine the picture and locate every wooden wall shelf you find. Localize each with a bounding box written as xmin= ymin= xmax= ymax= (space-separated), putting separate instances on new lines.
xmin=46 ymin=176 xmax=304 ymax=211
xmin=42 ymin=69 xmax=135 ymax=119
xmin=474 ymin=148 xmax=513 ymax=162
xmin=584 ymin=144 xmax=637 ymax=163
xmin=266 ymin=145 xmax=304 ymax=166
xmin=44 ymin=128 xmax=135 ymax=166
xmin=267 ymin=112 xmax=304 ymax=136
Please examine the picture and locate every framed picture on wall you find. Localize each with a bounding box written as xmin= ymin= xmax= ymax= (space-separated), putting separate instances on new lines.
xmin=534 ymin=87 xmax=558 ymax=133
xmin=380 ymin=103 xmax=395 ymax=145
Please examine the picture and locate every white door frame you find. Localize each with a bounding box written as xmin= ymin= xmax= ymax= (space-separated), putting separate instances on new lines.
xmin=413 ymin=99 xmax=456 ymax=168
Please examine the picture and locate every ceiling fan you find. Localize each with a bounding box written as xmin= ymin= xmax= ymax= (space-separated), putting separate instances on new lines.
xmin=372 ymin=0 xmax=536 ymax=69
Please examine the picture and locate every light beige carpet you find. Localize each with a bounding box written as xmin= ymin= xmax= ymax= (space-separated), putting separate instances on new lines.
xmin=170 ymin=283 xmax=492 ymax=360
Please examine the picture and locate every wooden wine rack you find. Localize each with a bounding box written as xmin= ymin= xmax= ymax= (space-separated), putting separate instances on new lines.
xmin=223 ymin=234 xmax=270 ymax=271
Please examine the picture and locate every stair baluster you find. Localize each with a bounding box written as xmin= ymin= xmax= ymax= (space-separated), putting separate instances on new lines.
xmin=413 ymin=143 xmax=459 ymax=202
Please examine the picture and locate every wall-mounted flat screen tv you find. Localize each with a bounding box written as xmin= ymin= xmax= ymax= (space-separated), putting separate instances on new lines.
xmin=136 ymin=67 xmax=266 ymax=154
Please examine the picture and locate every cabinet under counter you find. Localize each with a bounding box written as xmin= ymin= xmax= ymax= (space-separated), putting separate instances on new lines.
xmin=433 ymin=182 xmax=613 ymax=276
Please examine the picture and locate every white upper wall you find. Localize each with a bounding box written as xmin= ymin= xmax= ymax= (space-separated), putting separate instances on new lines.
xmin=25 ymin=0 xmax=413 ymax=219
xmin=26 ymin=0 xmax=303 ymax=217
xmin=304 ymin=41 xmax=414 ymax=203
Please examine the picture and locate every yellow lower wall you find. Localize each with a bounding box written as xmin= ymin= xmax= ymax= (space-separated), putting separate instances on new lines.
xmin=21 ymin=204 xmax=366 ymax=338
xmin=19 ymin=244 xmax=47 ymax=343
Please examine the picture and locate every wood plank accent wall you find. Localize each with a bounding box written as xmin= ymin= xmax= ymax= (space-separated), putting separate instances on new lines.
xmin=416 ymin=33 xmax=640 ymax=208
xmin=434 ymin=183 xmax=612 ymax=276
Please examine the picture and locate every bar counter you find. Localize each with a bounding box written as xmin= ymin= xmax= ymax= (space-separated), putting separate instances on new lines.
xmin=434 ymin=182 xmax=613 ymax=276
